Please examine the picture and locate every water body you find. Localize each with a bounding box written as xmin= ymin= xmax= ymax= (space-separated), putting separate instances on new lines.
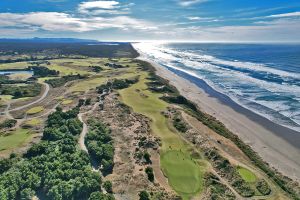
xmin=0 ymin=70 xmax=33 ymax=76
xmin=134 ymin=42 xmax=300 ymax=133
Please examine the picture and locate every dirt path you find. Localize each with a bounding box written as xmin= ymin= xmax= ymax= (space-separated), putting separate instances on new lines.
xmin=78 ymin=113 xmax=88 ymax=152
xmin=8 ymin=82 xmax=50 ymax=112
xmin=78 ymin=102 xmax=100 ymax=152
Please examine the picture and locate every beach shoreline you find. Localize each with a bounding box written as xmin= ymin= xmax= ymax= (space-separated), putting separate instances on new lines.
xmin=136 ymin=54 xmax=300 ymax=182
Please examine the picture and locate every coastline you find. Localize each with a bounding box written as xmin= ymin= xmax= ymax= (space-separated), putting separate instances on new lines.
xmin=136 ymin=54 xmax=300 ymax=182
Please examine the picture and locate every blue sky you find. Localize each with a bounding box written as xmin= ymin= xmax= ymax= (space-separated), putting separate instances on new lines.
xmin=0 ymin=0 xmax=300 ymax=42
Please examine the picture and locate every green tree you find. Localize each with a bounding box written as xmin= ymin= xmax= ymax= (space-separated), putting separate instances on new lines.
xmin=103 ymin=181 xmax=113 ymax=193
xmin=139 ymin=190 xmax=150 ymax=200
xmin=20 ymin=188 xmax=35 ymax=200
xmin=145 ymin=167 xmax=154 ymax=182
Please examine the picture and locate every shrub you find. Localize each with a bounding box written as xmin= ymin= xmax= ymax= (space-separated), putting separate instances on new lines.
xmin=145 ymin=167 xmax=154 ymax=182
xmin=139 ymin=191 xmax=150 ymax=200
xmin=103 ymin=181 xmax=113 ymax=193
xmin=256 ymin=179 xmax=271 ymax=195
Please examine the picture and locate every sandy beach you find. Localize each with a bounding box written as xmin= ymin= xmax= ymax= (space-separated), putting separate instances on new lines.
xmin=137 ymin=55 xmax=300 ymax=182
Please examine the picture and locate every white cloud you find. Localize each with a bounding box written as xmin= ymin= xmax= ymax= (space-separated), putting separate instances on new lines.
xmin=178 ymin=0 xmax=210 ymax=7
xmin=267 ymin=11 xmax=300 ymax=18
xmin=187 ymin=16 xmax=201 ymax=20
xmin=0 ymin=12 xmax=156 ymax=32
xmin=166 ymin=17 xmax=300 ymax=42
xmin=79 ymin=1 xmax=119 ymax=11
xmin=78 ymin=0 xmax=133 ymax=15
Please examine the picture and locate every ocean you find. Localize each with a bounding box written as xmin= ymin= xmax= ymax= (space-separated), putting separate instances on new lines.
xmin=133 ymin=42 xmax=300 ymax=132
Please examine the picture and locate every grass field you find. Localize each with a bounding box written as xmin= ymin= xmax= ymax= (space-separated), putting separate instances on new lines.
xmin=0 ymin=129 xmax=32 ymax=151
xmin=8 ymin=73 xmax=32 ymax=80
xmin=26 ymin=106 xmax=44 ymax=115
xmin=62 ymin=99 xmax=73 ymax=105
xmin=69 ymin=77 xmax=106 ymax=92
xmin=119 ymin=72 xmax=206 ymax=199
xmin=47 ymin=64 xmax=90 ymax=76
xmin=0 ymin=95 xmax=13 ymax=101
xmin=161 ymin=150 xmax=204 ymax=197
xmin=24 ymin=118 xmax=41 ymax=127
xmin=0 ymin=61 xmax=28 ymax=70
xmin=237 ymin=166 xmax=257 ymax=183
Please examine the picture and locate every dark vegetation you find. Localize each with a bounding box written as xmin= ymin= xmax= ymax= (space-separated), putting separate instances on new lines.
xmin=85 ymin=119 xmax=114 ymax=175
xmin=0 ymin=83 xmax=42 ymax=99
xmin=143 ymin=152 xmax=152 ymax=164
xmin=205 ymin=149 xmax=255 ymax=197
xmin=104 ymin=63 xmax=125 ymax=69
xmin=0 ymin=41 xmax=138 ymax=58
xmin=90 ymin=66 xmax=103 ymax=73
xmin=145 ymin=166 xmax=155 ymax=182
xmin=256 ymin=179 xmax=271 ymax=195
xmin=171 ymin=111 xmax=189 ymax=133
xmin=97 ymin=77 xmax=139 ymax=94
xmin=45 ymin=74 xmax=87 ymax=88
xmin=0 ymin=74 xmax=26 ymax=84
xmin=204 ymin=173 xmax=236 ymax=200
xmin=29 ymin=66 xmax=59 ymax=77
xmin=139 ymin=190 xmax=150 ymax=200
xmin=0 ymin=107 xmax=113 ymax=200
xmin=0 ymin=119 xmax=17 ymax=129
xmin=103 ymin=181 xmax=113 ymax=194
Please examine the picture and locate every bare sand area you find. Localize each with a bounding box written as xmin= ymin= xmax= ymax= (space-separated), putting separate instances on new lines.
xmin=137 ymin=56 xmax=300 ymax=182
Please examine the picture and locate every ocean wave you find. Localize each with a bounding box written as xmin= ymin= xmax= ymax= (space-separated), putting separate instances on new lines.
xmin=133 ymin=42 xmax=300 ymax=132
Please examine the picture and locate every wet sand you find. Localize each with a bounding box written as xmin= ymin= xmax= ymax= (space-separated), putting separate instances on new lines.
xmin=137 ymin=55 xmax=300 ymax=182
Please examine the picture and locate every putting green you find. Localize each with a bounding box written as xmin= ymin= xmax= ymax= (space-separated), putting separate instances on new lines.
xmin=237 ymin=166 xmax=257 ymax=183
xmin=161 ymin=150 xmax=204 ymax=196
xmin=119 ymin=72 xmax=205 ymax=199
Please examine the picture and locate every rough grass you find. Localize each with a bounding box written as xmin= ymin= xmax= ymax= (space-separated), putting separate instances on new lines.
xmin=47 ymin=64 xmax=89 ymax=76
xmin=69 ymin=77 xmax=106 ymax=92
xmin=119 ymin=73 xmax=206 ymax=199
xmin=8 ymin=73 xmax=32 ymax=80
xmin=24 ymin=118 xmax=41 ymax=127
xmin=26 ymin=106 xmax=44 ymax=115
xmin=0 ymin=61 xmax=28 ymax=70
xmin=0 ymin=95 xmax=13 ymax=101
xmin=0 ymin=129 xmax=32 ymax=151
xmin=62 ymin=99 xmax=73 ymax=105
xmin=237 ymin=166 xmax=257 ymax=183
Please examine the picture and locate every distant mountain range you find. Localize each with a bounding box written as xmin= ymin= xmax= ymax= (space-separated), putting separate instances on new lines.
xmin=0 ymin=37 xmax=100 ymax=43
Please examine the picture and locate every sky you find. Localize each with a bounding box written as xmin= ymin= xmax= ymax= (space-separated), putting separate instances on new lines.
xmin=0 ymin=0 xmax=300 ymax=42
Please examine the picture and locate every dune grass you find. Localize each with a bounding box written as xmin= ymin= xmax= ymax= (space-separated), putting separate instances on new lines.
xmin=0 ymin=129 xmax=32 ymax=151
xmin=24 ymin=118 xmax=41 ymax=127
xmin=0 ymin=62 xmax=28 ymax=70
xmin=69 ymin=77 xmax=106 ymax=92
xmin=62 ymin=99 xmax=73 ymax=105
xmin=0 ymin=95 xmax=13 ymax=101
xmin=119 ymin=72 xmax=206 ymax=199
xmin=237 ymin=166 xmax=257 ymax=183
xmin=26 ymin=106 xmax=44 ymax=115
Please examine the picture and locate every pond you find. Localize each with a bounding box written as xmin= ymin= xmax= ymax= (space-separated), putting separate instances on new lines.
xmin=0 ymin=70 xmax=33 ymax=76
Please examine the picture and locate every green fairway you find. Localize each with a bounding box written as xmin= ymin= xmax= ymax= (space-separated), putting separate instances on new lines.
xmin=119 ymin=72 xmax=206 ymax=199
xmin=161 ymin=150 xmax=204 ymax=198
xmin=0 ymin=129 xmax=32 ymax=151
xmin=237 ymin=166 xmax=257 ymax=183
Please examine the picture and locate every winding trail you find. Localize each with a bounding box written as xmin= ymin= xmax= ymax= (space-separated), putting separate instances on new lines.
xmin=8 ymin=82 xmax=50 ymax=112
xmin=78 ymin=102 xmax=100 ymax=152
